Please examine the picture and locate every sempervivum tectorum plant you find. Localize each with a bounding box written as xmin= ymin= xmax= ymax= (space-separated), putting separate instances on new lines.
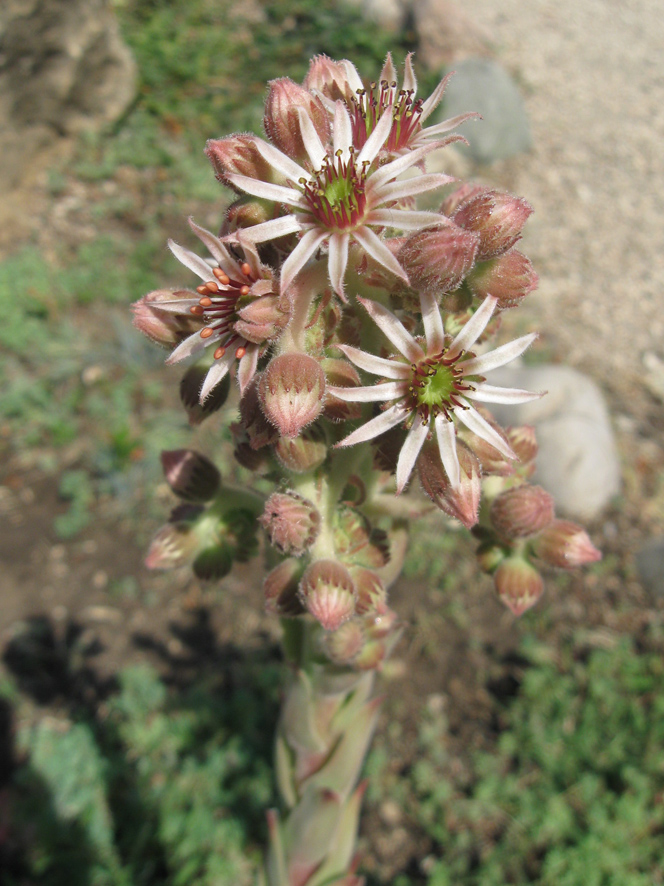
xmin=134 ymin=52 xmax=603 ymax=886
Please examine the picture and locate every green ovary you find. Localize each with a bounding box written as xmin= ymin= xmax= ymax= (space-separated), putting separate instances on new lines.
xmin=416 ymin=364 xmax=456 ymax=409
xmin=324 ymin=175 xmax=353 ymax=209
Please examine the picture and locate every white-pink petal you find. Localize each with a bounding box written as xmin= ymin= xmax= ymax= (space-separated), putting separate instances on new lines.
xmin=380 ymin=52 xmax=397 ymax=87
xmin=419 ymin=290 xmax=446 ymax=353
xmin=369 ymin=141 xmax=444 ymax=189
xmin=454 ymin=404 xmax=515 ymax=461
xmin=199 ymin=351 xmax=235 ymax=402
xmin=252 ymin=137 xmax=309 ymax=184
xmin=396 ymin=415 xmax=429 ymax=493
xmin=420 ymin=72 xmax=453 ymax=123
xmin=327 ymin=381 xmax=406 ymax=402
xmin=352 ymin=226 xmax=409 ymax=283
xmin=465 ymin=384 xmax=543 ymax=405
xmin=357 ymin=297 xmax=424 ymax=363
xmin=236 ymin=215 xmax=303 ymax=244
xmin=447 ymin=296 xmax=498 ymax=359
xmin=336 ymin=344 xmax=410 ymax=379
xmin=357 ymin=106 xmax=394 ymax=166
xmin=297 ymin=107 xmax=328 ymax=169
xmin=422 ymin=112 xmax=481 ymax=138
xmin=279 ymin=227 xmax=328 ymax=294
xmin=328 ymin=230 xmax=350 ymax=299
xmin=462 ymin=333 xmax=538 ymax=375
xmin=168 ymin=240 xmax=216 ymax=281
xmin=151 ymin=297 xmax=200 ymax=314
xmin=333 ymin=101 xmax=353 ymax=160
xmin=188 ymin=220 xmax=235 ymax=270
xmin=376 ymin=174 xmax=456 ymax=203
xmin=366 ymin=208 xmax=447 ymax=231
xmin=225 ymin=174 xmax=304 ymax=208
xmin=402 ymin=53 xmax=417 ymax=94
xmin=166 ymin=331 xmax=209 ymax=364
xmin=434 ymin=414 xmax=460 ymax=489
xmin=237 ymin=343 xmax=259 ymax=395
xmin=336 ymin=403 xmax=405 ymax=448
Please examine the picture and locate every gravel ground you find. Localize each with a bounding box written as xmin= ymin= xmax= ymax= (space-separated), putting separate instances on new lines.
xmin=458 ymin=0 xmax=664 ymax=391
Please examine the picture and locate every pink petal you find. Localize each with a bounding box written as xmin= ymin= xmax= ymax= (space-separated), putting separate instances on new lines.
xmin=435 ymin=414 xmax=460 ymax=489
xmin=327 ymin=381 xmax=406 ymax=402
xmin=280 ymin=228 xmax=328 ymax=294
xmin=341 ymin=60 xmax=364 ymax=96
xmin=462 ymin=333 xmax=538 ymax=374
xmin=225 ymin=174 xmax=304 ymax=208
xmin=333 ymin=101 xmax=353 ymax=159
xmin=419 ymin=290 xmax=446 ymax=353
xmin=380 ymin=52 xmax=397 ymax=86
xmin=188 ymin=219 xmax=234 ymax=268
xmin=166 ymin=331 xmax=210 ymax=364
xmin=352 ymin=226 xmax=409 ymax=283
xmin=357 ymin=106 xmax=393 ymax=166
xmin=465 ymin=384 xmax=543 ymax=405
xmin=236 ymin=215 xmax=303 ymax=244
xmin=253 ymin=137 xmax=309 ymax=183
xmin=447 ymin=296 xmax=497 ymax=359
xmin=422 ymin=112 xmax=481 ymax=138
xmin=366 ymin=208 xmax=447 ymax=231
xmin=151 ymin=297 xmax=199 ymax=314
xmin=336 ymin=344 xmax=411 ymax=379
xmin=297 ymin=107 xmax=328 ymax=168
xmin=402 ymin=52 xmax=417 ymax=94
xmin=376 ymin=174 xmax=456 ymax=203
xmin=420 ymin=72 xmax=453 ymax=123
xmin=455 ymin=404 xmax=515 ymax=460
xmin=396 ymin=415 xmax=429 ymax=493
xmin=328 ymin=230 xmax=350 ymax=299
xmin=357 ymin=297 xmax=424 ymax=363
xmin=369 ymin=142 xmax=445 ymax=189
xmin=199 ymin=350 xmax=235 ymax=402
xmin=168 ymin=240 xmax=215 ymax=281
xmin=237 ymin=343 xmax=259 ymax=395
xmin=336 ymin=403 xmax=405 ymax=447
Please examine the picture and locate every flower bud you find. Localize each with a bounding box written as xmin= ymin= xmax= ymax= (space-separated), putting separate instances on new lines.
xmin=440 ymin=183 xmax=487 ymax=217
xmin=458 ymin=407 xmax=514 ymax=476
xmin=264 ymin=558 xmax=306 ymax=616
xmin=160 ymin=449 xmax=221 ymax=502
xmin=466 ymin=250 xmax=539 ymax=308
xmin=239 ymin=379 xmax=279 ymax=449
xmin=259 ymin=491 xmax=320 ymax=556
xmin=494 ymin=556 xmax=544 ymax=616
xmin=259 ymin=353 xmax=326 ymax=438
xmin=324 ymin=620 xmax=365 ymax=665
xmin=132 ymin=290 xmax=203 ymax=347
xmin=299 ymin=559 xmax=357 ymax=631
xmin=418 ymin=440 xmax=481 ymax=529
xmin=452 ymin=189 xmax=533 ymax=260
xmin=264 ymin=78 xmax=331 ymax=165
xmin=350 ymin=567 xmax=387 ymax=616
xmin=533 ymin=520 xmax=602 ymax=569
xmin=476 ymin=542 xmax=507 ymax=574
xmin=273 ymin=424 xmax=328 ymax=473
xmin=222 ymin=196 xmax=276 ymax=234
xmin=322 ymin=358 xmax=362 ymax=421
xmin=205 ymin=134 xmax=275 ymax=188
xmin=490 ymin=485 xmax=555 ymax=539
xmin=234 ymin=293 xmax=290 ymax=344
xmin=507 ymin=425 xmax=538 ymax=467
xmin=398 ymin=224 xmax=479 ymax=296
xmin=180 ymin=365 xmax=231 ymax=425
xmin=334 ymin=507 xmax=388 ymax=569
xmin=303 ymin=55 xmax=356 ymax=102
xmin=145 ymin=521 xmax=200 ymax=570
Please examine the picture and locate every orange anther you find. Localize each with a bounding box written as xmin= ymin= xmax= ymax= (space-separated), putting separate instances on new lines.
xmin=199 ymin=296 xmax=213 ymax=307
xmin=213 ymin=346 xmax=226 ymax=359
xmin=235 ymin=346 xmax=246 ymax=359
xmin=200 ymin=327 xmax=214 ymax=338
xmin=240 ymin=285 xmax=250 ymax=296
xmin=213 ymin=267 xmax=230 ymax=285
xmin=240 ymin=262 xmax=252 ymax=277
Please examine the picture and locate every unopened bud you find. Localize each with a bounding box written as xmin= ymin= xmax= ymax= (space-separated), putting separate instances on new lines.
xmin=350 ymin=567 xmax=387 ymax=616
xmin=322 ymin=358 xmax=362 ymax=421
xmin=132 ymin=290 xmax=203 ymax=347
xmin=222 ymin=196 xmax=276 ymax=234
xmin=160 ymin=449 xmax=221 ymax=502
xmin=494 ymin=556 xmax=544 ymax=616
xmin=324 ymin=620 xmax=365 ymax=665
xmin=303 ymin=55 xmax=356 ymax=102
xmin=507 ymin=425 xmax=538 ymax=467
xmin=334 ymin=507 xmax=388 ymax=569
xmin=476 ymin=542 xmax=507 ymax=574
xmin=145 ymin=521 xmax=200 ymax=570
xmin=240 ymin=379 xmax=279 ymax=449
xmin=180 ymin=365 xmax=231 ymax=425
xmin=533 ymin=520 xmax=602 ymax=569
xmin=264 ymin=78 xmax=331 ymax=164
xmin=259 ymin=491 xmax=320 ymax=556
xmin=264 ymin=558 xmax=306 ymax=616
xmin=491 ymin=485 xmax=555 ymax=538
xmin=234 ymin=293 xmax=290 ymax=344
xmin=440 ymin=183 xmax=487 ymax=217
xmin=398 ymin=224 xmax=479 ymax=295
xmin=452 ymin=189 xmax=533 ymax=260
xmin=205 ymin=135 xmax=275 ymax=187
xmin=299 ymin=559 xmax=357 ymax=631
xmin=466 ymin=249 xmax=539 ymax=308
xmin=259 ymin=353 xmax=326 ymax=438
xmin=419 ymin=440 xmax=481 ymax=529
xmin=273 ymin=424 xmax=328 ymax=473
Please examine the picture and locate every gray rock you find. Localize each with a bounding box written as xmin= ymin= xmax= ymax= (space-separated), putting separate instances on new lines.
xmin=0 ymin=0 xmax=137 ymax=192
xmin=635 ymin=537 xmax=664 ymax=597
xmin=439 ymin=57 xmax=531 ymax=164
xmin=486 ymin=365 xmax=621 ymax=520
xmin=412 ymin=0 xmax=491 ymax=70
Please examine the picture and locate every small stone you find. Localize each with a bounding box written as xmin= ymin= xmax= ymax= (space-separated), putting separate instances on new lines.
xmin=487 ymin=365 xmax=621 ymax=520
xmin=439 ymin=57 xmax=532 ymax=164
xmin=642 ymin=351 xmax=664 ymax=401
xmin=635 ymin=537 xmax=664 ymax=597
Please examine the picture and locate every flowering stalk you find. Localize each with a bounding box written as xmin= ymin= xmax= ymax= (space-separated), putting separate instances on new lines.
xmin=133 ymin=53 xmax=600 ymax=883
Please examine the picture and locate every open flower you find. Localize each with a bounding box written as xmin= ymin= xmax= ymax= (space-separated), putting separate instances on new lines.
xmin=329 ymin=293 xmax=541 ymax=492
xmin=135 ymin=219 xmax=285 ymax=402
xmin=221 ymin=100 xmax=458 ymax=299
xmin=332 ymin=52 xmax=480 ymax=158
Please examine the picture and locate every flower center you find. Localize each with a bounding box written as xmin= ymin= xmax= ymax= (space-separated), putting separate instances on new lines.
xmin=191 ymin=262 xmax=256 ymax=360
xmin=349 ymin=81 xmax=424 ymax=153
xmin=300 ymin=149 xmax=368 ymax=231
xmin=407 ymin=351 xmax=478 ymax=422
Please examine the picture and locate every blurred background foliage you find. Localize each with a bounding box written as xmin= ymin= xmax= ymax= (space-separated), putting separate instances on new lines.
xmin=1 ymin=0 xmax=662 ymax=884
